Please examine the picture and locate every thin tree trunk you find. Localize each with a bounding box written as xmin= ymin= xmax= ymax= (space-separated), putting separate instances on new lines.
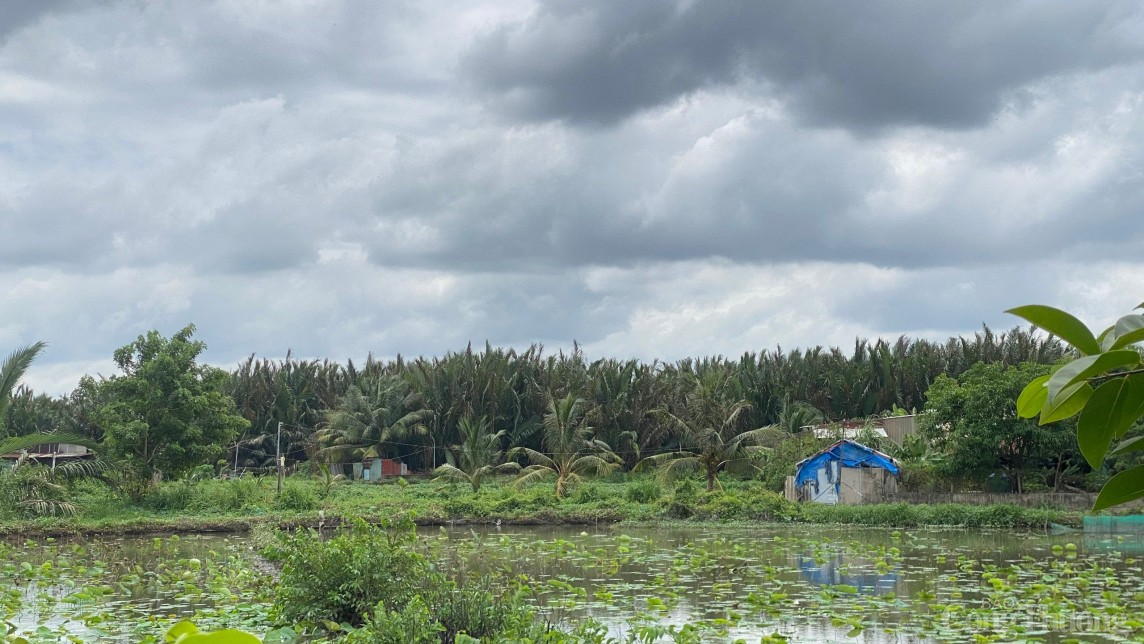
xmin=1053 ymin=452 xmax=1065 ymax=492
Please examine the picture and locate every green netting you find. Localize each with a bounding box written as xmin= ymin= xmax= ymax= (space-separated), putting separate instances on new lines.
xmin=1084 ymin=515 xmax=1144 ymax=533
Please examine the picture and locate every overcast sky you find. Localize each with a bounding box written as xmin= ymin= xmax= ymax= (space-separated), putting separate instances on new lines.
xmin=3 ymin=0 xmax=1143 ymax=395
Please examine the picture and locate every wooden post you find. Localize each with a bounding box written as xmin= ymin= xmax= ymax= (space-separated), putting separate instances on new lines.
xmin=276 ymin=421 xmax=283 ymax=496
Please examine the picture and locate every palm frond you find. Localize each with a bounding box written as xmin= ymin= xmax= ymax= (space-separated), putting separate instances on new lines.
xmin=49 ymin=457 xmax=115 ymax=481
xmin=512 ymin=465 xmax=555 ymax=489
xmin=0 ymin=432 xmax=98 ymax=456
xmin=18 ymin=497 xmax=78 ymax=517
xmin=633 ymin=450 xmax=697 ymax=473
xmin=0 ymin=342 xmax=46 ymax=421
xmin=569 ymin=454 xmax=620 ymax=477
xmin=654 ymin=455 xmax=701 ymax=484
xmin=508 ymin=446 xmax=555 ymax=470
xmin=432 ymin=463 xmax=472 ymax=485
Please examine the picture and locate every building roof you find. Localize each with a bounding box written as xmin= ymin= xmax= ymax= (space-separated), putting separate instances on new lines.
xmin=0 ymin=443 xmax=92 ymax=460
xmin=794 ymin=439 xmax=900 ymax=487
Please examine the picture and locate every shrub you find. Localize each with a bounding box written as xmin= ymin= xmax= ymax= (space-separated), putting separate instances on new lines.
xmin=143 ymin=475 xmax=271 ymax=514
xmin=797 ymin=502 xmax=1065 ymax=528
xmin=275 ymin=482 xmax=318 ymax=512
xmin=266 ymin=517 xmax=545 ymax=641
xmin=143 ymin=480 xmax=198 ymax=512
xmin=624 ymin=479 xmax=662 ymax=504
xmin=265 ymin=517 xmax=426 ymax=625
xmin=346 ymin=596 xmax=441 ymax=643
xmin=569 ymin=482 xmax=610 ymax=504
xmin=442 ymin=494 xmax=489 ymax=518
xmin=490 ymin=485 xmax=558 ymax=514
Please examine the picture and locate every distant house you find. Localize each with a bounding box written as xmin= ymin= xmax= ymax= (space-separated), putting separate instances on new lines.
xmin=807 ymin=422 xmax=888 ymax=442
xmin=351 ymin=457 xmax=409 ymax=481
xmin=0 ymin=442 xmax=92 ymax=469
xmin=802 ymin=414 xmax=917 ymax=446
xmin=789 ymin=440 xmax=900 ymax=505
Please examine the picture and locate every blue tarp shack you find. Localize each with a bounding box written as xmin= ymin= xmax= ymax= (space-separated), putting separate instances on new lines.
xmin=794 ymin=440 xmax=900 ymax=505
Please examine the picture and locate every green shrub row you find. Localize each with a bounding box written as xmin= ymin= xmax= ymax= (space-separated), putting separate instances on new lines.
xmin=1 ymin=472 xmax=1077 ymax=532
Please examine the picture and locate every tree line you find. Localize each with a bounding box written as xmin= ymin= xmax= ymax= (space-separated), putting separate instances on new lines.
xmin=1 ymin=324 xmax=1076 ymax=490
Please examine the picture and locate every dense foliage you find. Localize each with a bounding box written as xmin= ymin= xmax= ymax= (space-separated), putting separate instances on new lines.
xmin=1 ymin=322 xmax=1092 ymax=503
xmin=920 ymin=362 xmax=1077 ymax=492
xmin=198 ymin=325 xmax=1066 ymax=474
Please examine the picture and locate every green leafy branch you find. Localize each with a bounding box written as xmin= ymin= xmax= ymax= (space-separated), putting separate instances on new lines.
xmin=1008 ymin=301 xmax=1144 ymax=510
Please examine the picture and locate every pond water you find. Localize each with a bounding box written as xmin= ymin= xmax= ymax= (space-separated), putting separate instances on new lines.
xmin=3 ymin=524 xmax=1142 ymax=642
xmin=435 ymin=524 xmax=1143 ymax=642
xmin=1 ymin=533 xmax=272 ymax=642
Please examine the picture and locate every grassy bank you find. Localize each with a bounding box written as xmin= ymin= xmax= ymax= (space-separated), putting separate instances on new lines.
xmin=0 ymin=473 xmax=1084 ymax=536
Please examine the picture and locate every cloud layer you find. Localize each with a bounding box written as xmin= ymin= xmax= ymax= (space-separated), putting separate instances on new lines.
xmin=2 ymin=0 xmax=1142 ymax=394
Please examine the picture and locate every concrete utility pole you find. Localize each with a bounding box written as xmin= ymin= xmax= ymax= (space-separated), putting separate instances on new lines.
xmin=276 ymin=421 xmax=284 ymax=495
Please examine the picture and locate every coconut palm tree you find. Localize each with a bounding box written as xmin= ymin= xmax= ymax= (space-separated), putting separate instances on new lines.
xmin=432 ymin=414 xmax=520 ymax=493
xmin=510 ymin=393 xmax=620 ymax=498
xmin=313 ymin=375 xmax=432 ymax=465
xmin=636 ymin=371 xmax=773 ymax=491
xmin=0 ymin=342 xmax=47 ymax=435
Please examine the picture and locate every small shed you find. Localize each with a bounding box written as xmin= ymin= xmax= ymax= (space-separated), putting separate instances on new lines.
xmin=792 ymin=440 xmax=899 ymax=505
xmin=355 ymin=457 xmax=409 ymax=481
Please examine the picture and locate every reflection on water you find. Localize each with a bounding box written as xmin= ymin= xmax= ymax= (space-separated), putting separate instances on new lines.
xmin=796 ymin=551 xmax=898 ymax=594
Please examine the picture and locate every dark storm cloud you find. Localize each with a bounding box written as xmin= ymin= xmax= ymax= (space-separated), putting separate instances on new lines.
xmin=362 ymin=105 xmax=1144 ymax=273
xmin=464 ymin=0 xmax=1144 ymax=129
xmin=0 ymin=0 xmax=82 ymax=40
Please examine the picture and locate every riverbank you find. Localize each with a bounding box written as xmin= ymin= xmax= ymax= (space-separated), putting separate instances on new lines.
xmin=0 ymin=475 xmax=1084 ymax=537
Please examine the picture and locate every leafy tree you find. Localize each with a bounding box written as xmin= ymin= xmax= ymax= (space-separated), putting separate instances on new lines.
xmin=94 ymin=325 xmax=248 ymax=491
xmin=314 ymin=374 xmax=432 ymax=465
xmin=510 ymin=393 xmax=620 ymax=498
xmin=754 ymin=431 xmax=827 ymax=492
xmin=1010 ymin=302 xmax=1144 ymax=509
xmin=636 ymin=371 xmax=773 ymax=491
xmin=432 ymin=414 xmax=519 ymax=493
xmin=920 ymin=362 xmax=1075 ymax=492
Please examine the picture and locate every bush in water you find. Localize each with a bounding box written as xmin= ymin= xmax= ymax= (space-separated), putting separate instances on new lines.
xmin=263 ymin=516 xmax=546 ymax=641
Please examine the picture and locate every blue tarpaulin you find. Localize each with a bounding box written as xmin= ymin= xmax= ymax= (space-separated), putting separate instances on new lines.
xmin=795 ymin=439 xmax=899 ymax=487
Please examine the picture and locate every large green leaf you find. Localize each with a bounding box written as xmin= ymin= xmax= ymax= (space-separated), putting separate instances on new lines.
xmin=1109 ymin=314 xmax=1144 ymax=350
xmin=1098 ymin=324 xmax=1115 ymax=350
xmin=1006 ymin=305 xmax=1100 ymax=355
xmin=1110 ymin=435 xmax=1144 ymax=456
xmin=1016 ymin=375 xmax=1049 ymax=419
xmin=1077 ymin=374 xmax=1144 ymax=469
xmin=1038 ymin=381 xmax=1091 ymax=425
xmin=1093 ymin=463 xmax=1144 ymax=511
xmin=1045 ymin=350 xmax=1142 ymax=401
xmin=165 ymin=621 xmax=260 ymax=644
